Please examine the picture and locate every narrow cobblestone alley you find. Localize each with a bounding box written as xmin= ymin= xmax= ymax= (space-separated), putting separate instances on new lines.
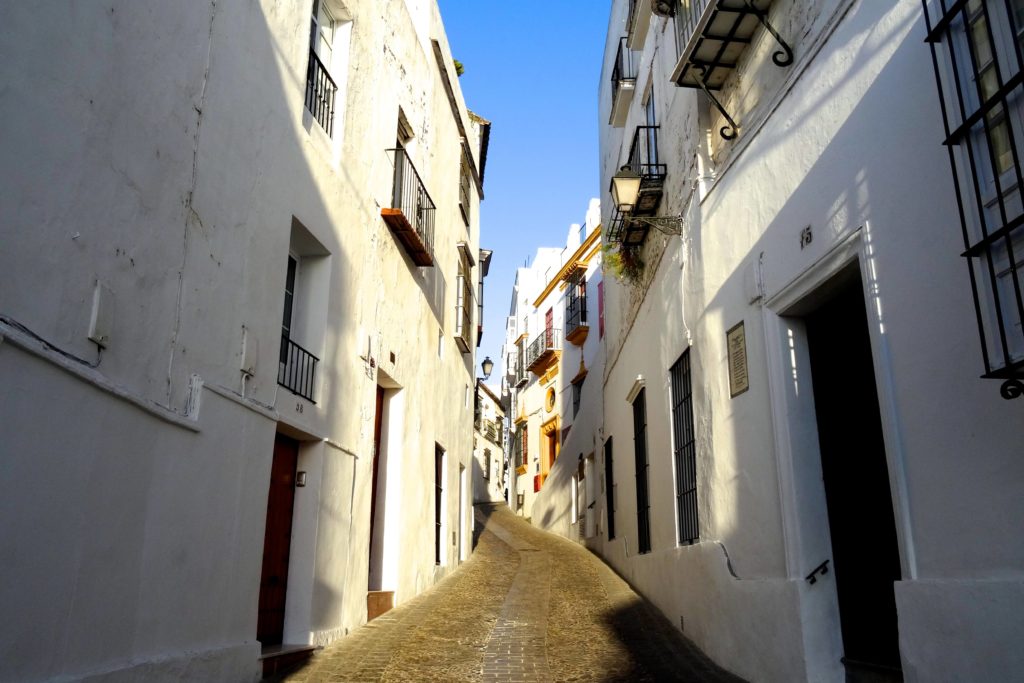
xmin=272 ymin=504 xmax=746 ymax=683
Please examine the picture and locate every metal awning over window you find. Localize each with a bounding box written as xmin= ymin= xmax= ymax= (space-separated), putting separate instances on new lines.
xmin=670 ymin=0 xmax=792 ymax=139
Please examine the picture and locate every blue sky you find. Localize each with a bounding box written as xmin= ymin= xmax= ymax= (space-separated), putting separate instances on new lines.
xmin=436 ymin=1 xmax=611 ymax=381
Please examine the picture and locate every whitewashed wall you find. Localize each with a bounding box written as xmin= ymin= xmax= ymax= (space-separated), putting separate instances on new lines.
xmin=596 ymin=1 xmax=1024 ymax=682
xmin=0 ymin=0 xmax=483 ymax=680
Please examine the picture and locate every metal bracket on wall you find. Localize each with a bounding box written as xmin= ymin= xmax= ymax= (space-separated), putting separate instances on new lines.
xmin=1000 ymin=378 xmax=1024 ymax=400
xmin=805 ymin=559 xmax=830 ymax=584
xmin=743 ymin=0 xmax=794 ymax=68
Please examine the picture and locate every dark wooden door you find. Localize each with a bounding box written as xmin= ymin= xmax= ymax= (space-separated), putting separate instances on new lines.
xmin=368 ymin=386 xmax=385 ymax=589
xmin=257 ymin=434 xmax=299 ymax=646
xmin=805 ymin=278 xmax=902 ymax=678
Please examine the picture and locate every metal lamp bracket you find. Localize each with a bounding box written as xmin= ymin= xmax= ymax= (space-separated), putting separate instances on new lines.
xmin=629 ymin=213 xmax=685 ymax=235
xmin=1000 ymin=378 xmax=1024 ymax=400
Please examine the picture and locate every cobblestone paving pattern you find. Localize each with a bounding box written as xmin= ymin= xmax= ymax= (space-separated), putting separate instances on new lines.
xmin=272 ymin=504 xmax=746 ymax=682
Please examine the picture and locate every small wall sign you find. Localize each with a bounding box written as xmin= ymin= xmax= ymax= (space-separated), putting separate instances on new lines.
xmin=727 ymin=321 xmax=750 ymax=398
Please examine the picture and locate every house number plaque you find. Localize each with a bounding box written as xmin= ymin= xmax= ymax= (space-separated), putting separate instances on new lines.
xmin=727 ymin=321 xmax=750 ymax=398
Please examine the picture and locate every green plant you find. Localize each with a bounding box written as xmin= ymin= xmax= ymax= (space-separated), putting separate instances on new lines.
xmin=454 ymin=59 xmax=465 ymax=77
xmin=602 ymin=241 xmax=644 ymax=284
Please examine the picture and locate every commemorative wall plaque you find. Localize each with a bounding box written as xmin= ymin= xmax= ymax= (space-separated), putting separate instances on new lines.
xmin=727 ymin=321 xmax=749 ymax=398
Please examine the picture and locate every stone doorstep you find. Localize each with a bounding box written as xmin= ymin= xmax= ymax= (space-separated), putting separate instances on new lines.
xmin=259 ymin=644 xmax=318 ymax=678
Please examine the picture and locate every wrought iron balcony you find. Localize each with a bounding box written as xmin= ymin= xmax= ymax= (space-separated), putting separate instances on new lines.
xmin=627 ymin=0 xmax=652 ymax=50
xmin=305 ymin=49 xmax=337 ymax=137
xmin=525 ymin=328 xmax=562 ymax=375
xmin=565 ymin=270 xmax=589 ymax=346
xmin=610 ymin=37 xmax=637 ymax=127
xmin=278 ymin=335 xmax=318 ymax=403
xmin=514 ymin=344 xmax=529 ymax=387
xmin=670 ymin=0 xmax=792 ymax=139
xmin=382 ymin=147 xmax=436 ymax=266
xmin=607 ymin=206 xmax=653 ymax=247
xmin=624 ymin=124 xmax=667 ymax=220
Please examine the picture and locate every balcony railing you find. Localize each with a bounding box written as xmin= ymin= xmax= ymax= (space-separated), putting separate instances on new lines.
xmin=627 ymin=0 xmax=652 ymax=49
xmin=610 ymin=37 xmax=637 ymax=127
xmin=566 ymin=294 xmax=589 ymax=346
xmin=626 ymin=125 xmax=667 ymax=216
xmin=382 ymin=147 xmax=436 ymax=266
xmin=305 ymin=49 xmax=337 ymax=137
xmin=514 ymin=343 xmax=528 ymax=387
xmin=525 ymin=328 xmax=562 ymax=375
xmin=278 ymin=335 xmax=319 ymax=403
xmin=670 ymin=0 xmax=792 ymax=140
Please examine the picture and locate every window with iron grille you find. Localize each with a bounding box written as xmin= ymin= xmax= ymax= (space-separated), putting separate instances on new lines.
xmin=521 ymin=424 xmax=529 ymax=468
xmin=483 ymin=448 xmax=491 ymax=480
xmin=604 ymin=437 xmax=616 ymax=540
xmin=670 ymin=349 xmax=699 ymax=544
xmin=572 ymin=378 xmax=584 ymax=418
xmin=454 ymin=249 xmax=474 ymax=353
xmin=632 ymin=389 xmax=651 ymax=554
xmin=434 ymin=444 xmax=445 ymax=565
xmin=924 ymin=0 xmax=1024 ymax=399
xmin=565 ymin=269 xmax=588 ymax=339
xmin=459 ymin=148 xmax=472 ymax=227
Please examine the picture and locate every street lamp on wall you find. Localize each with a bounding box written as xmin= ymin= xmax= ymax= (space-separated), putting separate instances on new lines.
xmin=610 ymin=166 xmax=684 ymax=236
xmin=481 ymin=356 xmax=494 ymax=380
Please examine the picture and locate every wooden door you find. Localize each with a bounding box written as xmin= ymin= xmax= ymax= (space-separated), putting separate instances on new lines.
xmin=368 ymin=386 xmax=385 ymax=589
xmin=257 ymin=434 xmax=299 ymax=646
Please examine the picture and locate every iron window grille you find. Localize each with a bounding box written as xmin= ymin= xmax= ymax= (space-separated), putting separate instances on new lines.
xmin=305 ymin=48 xmax=337 ymax=137
xmin=459 ymin=149 xmax=472 ymax=227
xmin=572 ymin=378 xmax=584 ymax=418
xmin=565 ymin=269 xmax=588 ymax=339
xmin=521 ymin=425 xmax=529 ymax=468
xmin=632 ymin=388 xmax=652 ymax=554
xmin=604 ymin=437 xmax=616 ymax=540
xmin=434 ymin=446 xmax=444 ymax=565
xmin=670 ymin=349 xmax=699 ymax=544
xmin=923 ymin=0 xmax=1024 ymax=399
xmin=455 ymin=253 xmax=475 ymax=354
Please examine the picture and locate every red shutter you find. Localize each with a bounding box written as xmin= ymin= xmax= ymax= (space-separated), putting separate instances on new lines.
xmin=534 ymin=474 xmax=542 ymax=493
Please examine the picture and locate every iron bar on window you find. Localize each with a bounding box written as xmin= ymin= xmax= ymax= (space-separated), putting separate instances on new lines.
xmin=278 ymin=334 xmax=319 ymax=403
xmin=671 ymin=349 xmax=699 ymax=544
xmin=632 ymin=389 xmax=651 ymax=554
xmin=922 ymin=0 xmax=1024 ymax=398
xmin=305 ymin=48 xmax=337 ymax=137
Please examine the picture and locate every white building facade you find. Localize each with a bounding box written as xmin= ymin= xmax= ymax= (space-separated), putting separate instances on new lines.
xmin=596 ymin=1 xmax=1024 ymax=682
xmin=473 ymin=381 xmax=506 ymax=504
xmin=0 ymin=1 xmax=488 ymax=681
xmin=501 ymin=200 xmax=604 ymax=530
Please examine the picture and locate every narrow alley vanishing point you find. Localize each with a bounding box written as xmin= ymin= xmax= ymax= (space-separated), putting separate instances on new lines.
xmin=274 ymin=504 xmax=745 ymax=683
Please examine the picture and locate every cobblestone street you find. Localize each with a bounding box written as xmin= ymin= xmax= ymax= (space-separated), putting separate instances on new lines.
xmin=273 ymin=504 xmax=746 ymax=682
